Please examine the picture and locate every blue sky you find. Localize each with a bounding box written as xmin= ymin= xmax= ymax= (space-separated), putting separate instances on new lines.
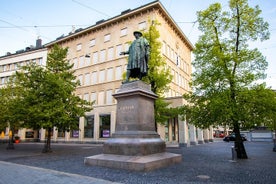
xmin=1 ymin=0 xmax=275 ymax=88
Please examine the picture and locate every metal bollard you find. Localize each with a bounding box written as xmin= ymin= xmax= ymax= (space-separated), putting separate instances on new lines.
xmin=231 ymin=146 xmax=237 ymax=161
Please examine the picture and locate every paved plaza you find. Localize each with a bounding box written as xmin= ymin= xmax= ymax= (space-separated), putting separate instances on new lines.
xmin=0 ymin=140 xmax=275 ymax=184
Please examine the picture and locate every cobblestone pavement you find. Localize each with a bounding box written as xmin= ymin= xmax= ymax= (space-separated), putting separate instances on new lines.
xmin=0 ymin=140 xmax=275 ymax=184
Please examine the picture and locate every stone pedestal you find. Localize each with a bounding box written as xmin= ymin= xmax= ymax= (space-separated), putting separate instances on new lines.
xmin=84 ymin=81 xmax=181 ymax=171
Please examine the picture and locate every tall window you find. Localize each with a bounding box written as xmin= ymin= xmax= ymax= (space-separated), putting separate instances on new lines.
xmin=79 ymin=56 xmax=84 ymax=68
xmin=107 ymin=47 xmax=114 ymax=60
xmin=116 ymin=44 xmax=122 ymax=58
xmin=38 ymin=58 xmax=43 ymax=65
xmin=84 ymin=73 xmax=90 ymax=85
xmin=106 ymin=90 xmax=113 ymax=104
xmin=83 ymin=93 xmax=89 ymax=101
xmin=91 ymin=92 xmax=97 ymax=104
xmin=107 ymin=68 xmax=113 ymax=81
xmin=115 ymin=66 xmax=122 ymax=80
xmin=85 ymin=55 xmax=91 ymax=66
xmin=120 ymin=27 xmax=127 ymax=36
xmin=99 ymin=70 xmax=105 ymax=83
xmin=99 ymin=114 xmax=111 ymax=138
xmin=104 ymin=34 xmax=111 ymax=42
xmin=84 ymin=115 xmax=94 ymax=138
xmin=93 ymin=51 xmax=98 ymax=64
xmin=138 ymin=21 xmax=146 ymax=30
xmin=77 ymin=43 xmax=82 ymax=51
xmin=78 ymin=75 xmax=83 ymax=85
xmin=100 ymin=49 xmax=106 ymax=62
xmin=90 ymin=39 xmax=96 ymax=47
xmin=98 ymin=91 xmax=105 ymax=105
xmin=73 ymin=58 xmax=78 ymax=69
xmin=124 ymin=43 xmax=129 ymax=53
xmin=92 ymin=71 xmax=97 ymax=84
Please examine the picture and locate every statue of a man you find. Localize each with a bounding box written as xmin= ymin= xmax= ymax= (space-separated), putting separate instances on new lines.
xmin=120 ymin=31 xmax=150 ymax=82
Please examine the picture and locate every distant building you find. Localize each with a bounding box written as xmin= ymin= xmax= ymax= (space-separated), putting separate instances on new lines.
xmin=0 ymin=39 xmax=47 ymax=140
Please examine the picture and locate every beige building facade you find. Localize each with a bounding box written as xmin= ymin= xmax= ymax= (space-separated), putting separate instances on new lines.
xmin=1 ymin=1 xmax=214 ymax=145
xmin=44 ymin=1 xmax=194 ymax=145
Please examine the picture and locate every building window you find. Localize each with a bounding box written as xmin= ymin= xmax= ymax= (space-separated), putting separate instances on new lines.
xmin=90 ymin=39 xmax=96 ymax=47
xmin=98 ymin=91 xmax=105 ymax=105
xmin=116 ymin=44 xmax=122 ymax=58
xmin=73 ymin=58 xmax=78 ymax=69
xmin=106 ymin=90 xmax=113 ymax=104
xmin=124 ymin=43 xmax=130 ymax=53
xmin=78 ymin=75 xmax=83 ymax=86
xmin=58 ymin=129 xmax=65 ymax=137
xmin=70 ymin=120 xmax=79 ymax=138
xmin=115 ymin=66 xmax=122 ymax=80
xmin=107 ymin=47 xmax=114 ymax=60
xmin=120 ymin=27 xmax=127 ymax=36
xmin=91 ymin=92 xmax=97 ymax=104
xmin=79 ymin=56 xmax=84 ymax=68
xmin=84 ymin=115 xmax=94 ymax=138
xmin=77 ymin=43 xmax=82 ymax=51
xmin=138 ymin=21 xmax=146 ymax=30
xmin=92 ymin=71 xmax=97 ymax=84
xmin=1 ymin=77 xmax=5 ymax=85
xmin=93 ymin=51 xmax=98 ymax=64
xmin=85 ymin=55 xmax=91 ymax=66
xmin=107 ymin=68 xmax=113 ymax=81
xmin=84 ymin=93 xmax=89 ymax=101
xmin=104 ymin=34 xmax=111 ymax=42
xmin=100 ymin=49 xmax=106 ymax=62
xmin=84 ymin=73 xmax=90 ymax=85
xmin=99 ymin=70 xmax=105 ymax=83
xmin=99 ymin=114 xmax=110 ymax=138
xmin=38 ymin=58 xmax=43 ymax=65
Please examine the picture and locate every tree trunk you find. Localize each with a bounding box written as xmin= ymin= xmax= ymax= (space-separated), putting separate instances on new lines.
xmin=6 ymin=129 xmax=14 ymax=150
xmin=233 ymin=124 xmax=248 ymax=159
xmin=42 ymin=127 xmax=52 ymax=153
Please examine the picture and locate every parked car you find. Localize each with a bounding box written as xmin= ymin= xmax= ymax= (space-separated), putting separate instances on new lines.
xmin=223 ymin=133 xmax=247 ymax=142
xmin=213 ymin=131 xmax=225 ymax=138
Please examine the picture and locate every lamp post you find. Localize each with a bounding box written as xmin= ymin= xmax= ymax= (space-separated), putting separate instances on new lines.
xmin=273 ymin=120 xmax=276 ymax=152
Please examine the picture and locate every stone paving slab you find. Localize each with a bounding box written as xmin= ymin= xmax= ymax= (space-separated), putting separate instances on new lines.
xmin=0 ymin=141 xmax=275 ymax=184
xmin=0 ymin=161 xmax=120 ymax=184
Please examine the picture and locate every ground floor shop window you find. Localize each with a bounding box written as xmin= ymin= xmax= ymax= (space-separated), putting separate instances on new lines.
xmin=58 ymin=129 xmax=65 ymax=137
xmin=70 ymin=117 xmax=80 ymax=138
xmin=99 ymin=114 xmax=110 ymax=138
xmin=84 ymin=115 xmax=94 ymax=138
xmin=71 ymin=130 xmax=79 ymax=138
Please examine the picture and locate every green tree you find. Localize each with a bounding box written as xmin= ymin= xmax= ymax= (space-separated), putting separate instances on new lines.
xmin=183 ymin=0 xmax=270 ymax=159
xmin=142 ymin=20 xmax=175 ymax=129
xmin=0 ymin=83 xmax=26 ymax=149
xmin=13 ymin=44 xmax=92 ymax=152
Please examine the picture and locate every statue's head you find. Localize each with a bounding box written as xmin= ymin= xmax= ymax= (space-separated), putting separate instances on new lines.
xmin=133 ymin=31 xmax=143 ymax=37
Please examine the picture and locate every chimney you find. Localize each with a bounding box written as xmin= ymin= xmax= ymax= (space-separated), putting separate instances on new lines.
xmin=36 ymin=38 xmax=42 ymax=48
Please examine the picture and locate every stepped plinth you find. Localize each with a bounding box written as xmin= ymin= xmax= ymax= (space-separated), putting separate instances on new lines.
xmin=84 ymin=81 xmax=181 ymax=171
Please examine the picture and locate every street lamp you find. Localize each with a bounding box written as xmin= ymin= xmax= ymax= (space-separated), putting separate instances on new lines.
xmin=273 ymin=120 xmax=276 ymax=152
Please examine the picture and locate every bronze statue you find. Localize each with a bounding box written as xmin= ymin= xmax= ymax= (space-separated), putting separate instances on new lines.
xmin=120 ymin=31 xmax=150 ymax=82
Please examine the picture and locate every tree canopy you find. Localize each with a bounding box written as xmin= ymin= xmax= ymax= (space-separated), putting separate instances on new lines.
xmin=142 ymin=20 xmax=176 ymax=125
xmin=8 ymin=44 xmax=92 ymax=152
xmin=182 ymin=0 xmax=272 ymax=159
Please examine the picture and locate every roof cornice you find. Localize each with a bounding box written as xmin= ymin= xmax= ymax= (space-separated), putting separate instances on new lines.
xmin=44 ymin=0 xmax=194 ymax=50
